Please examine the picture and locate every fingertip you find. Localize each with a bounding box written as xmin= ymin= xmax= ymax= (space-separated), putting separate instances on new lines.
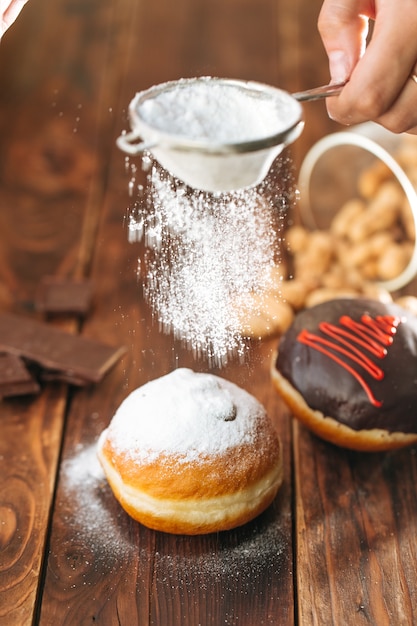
xmin=328 ymin=51 xmax=351 ymax=83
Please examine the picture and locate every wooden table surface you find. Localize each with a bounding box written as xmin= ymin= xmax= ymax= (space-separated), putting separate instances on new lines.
xmin=1 ymin=0 xmax=417 ymax=624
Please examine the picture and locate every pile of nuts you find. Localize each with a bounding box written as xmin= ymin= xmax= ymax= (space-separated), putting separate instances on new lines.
xmin=240 ymin=134 xmax=417 ymax=340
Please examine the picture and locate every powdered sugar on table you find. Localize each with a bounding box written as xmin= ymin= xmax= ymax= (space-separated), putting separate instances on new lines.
xmin=128 ymin=157 xmax=291 ymax=366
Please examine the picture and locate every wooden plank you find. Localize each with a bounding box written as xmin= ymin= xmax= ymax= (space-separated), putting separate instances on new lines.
xmin=0 ymin=387 xmax=67 ymax=626
xmin=38 ymin=95 xmax=295 ymax=626
xmin=0 ymin=0 xmax=137 ymax=624
xmin=36 ymin=0 xmax=296 ymax=622
xmin=10 ymin=0 xmax=417 ymax=624
xmin=0 ymin=0 xmax=139 ymax=292
xmin=294 ymin=420 xmax=417 ymax=625
xmin=39 ymin=288 xmax=295 ymax=624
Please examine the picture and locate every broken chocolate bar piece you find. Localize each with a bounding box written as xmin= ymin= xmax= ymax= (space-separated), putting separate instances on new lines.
xmin=0 ymin=353 xmax=40 ymax=398
xmin=0 ymin=312 xmax=126 ymax=385
xmin=35 ymin=277 xmax=93 ymax=316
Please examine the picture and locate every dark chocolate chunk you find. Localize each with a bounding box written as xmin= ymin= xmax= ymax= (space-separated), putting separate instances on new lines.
xmin=0 ymin=353 xmax=40 ymax=398
xmin=0 ymin=312 xmax=126 ymax=385
xmin=35 ymin=277 xmax=93 ymax=316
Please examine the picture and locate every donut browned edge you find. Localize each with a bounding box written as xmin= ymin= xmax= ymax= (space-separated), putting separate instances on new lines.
xmin=271 ymin=350 xmax=417 ymax=452
xmin=98 ymin=431 xmax=284 ymax=536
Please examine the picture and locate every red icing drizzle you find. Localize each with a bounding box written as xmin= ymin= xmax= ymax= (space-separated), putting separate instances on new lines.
xmin=297 ymin=314 xmax=401 ymax=407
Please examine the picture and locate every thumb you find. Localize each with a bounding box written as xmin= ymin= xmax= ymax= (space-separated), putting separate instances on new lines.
xmin=318 ymin=0 xmax=373 ymax=82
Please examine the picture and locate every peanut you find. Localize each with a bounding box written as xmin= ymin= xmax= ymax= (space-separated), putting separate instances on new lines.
xmin=395 ymin=295 xmax=417 ymax=315
xmin=330 ymin=199 xmax=366 ymax=238
xmin=239 ymin=294 xmax=294 ymax=339
xmin=305 ymin=288 xmax=359 ymax=308
xmin=279 ymin=279 xmax=308 ymax=310
xmin=377 ymin=243 xmax=411 ymax=281
xmin=285 ymin=224 xmax=309 ymax=254
xmin=357 ymin=160 xmax=391 ymax=198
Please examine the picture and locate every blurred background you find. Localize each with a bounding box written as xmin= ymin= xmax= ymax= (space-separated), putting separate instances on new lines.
xmin=0 ymin=0 xmax=339 ymax=305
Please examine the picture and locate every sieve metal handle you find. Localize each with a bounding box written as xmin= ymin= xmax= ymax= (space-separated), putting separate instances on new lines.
xmin=292 ymin=81 xmax=347 ymax=102
xmin=116 ymin=130 xmax=156 ymax=155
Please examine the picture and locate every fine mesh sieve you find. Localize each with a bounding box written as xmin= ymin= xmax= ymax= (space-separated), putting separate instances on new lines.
xmin=117 ymin=76 xmax=344 ymax=192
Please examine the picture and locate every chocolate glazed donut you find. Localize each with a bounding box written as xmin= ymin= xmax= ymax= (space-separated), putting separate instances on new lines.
xmin=271 ymin=298 xmax=417 ymax=451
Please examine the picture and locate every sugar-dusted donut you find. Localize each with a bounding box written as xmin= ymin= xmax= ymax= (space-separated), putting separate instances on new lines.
xmin=98 ymin=368 xmax=283 ymax=534
xmin=271 ymin=298 xmax=417 ymax=451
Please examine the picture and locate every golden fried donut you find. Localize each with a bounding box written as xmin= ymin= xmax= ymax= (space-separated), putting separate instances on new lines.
xmin=271 ymin=298 xmax=417 ymax=451
xmin=98 ymin=368 xmax=283 ymax=534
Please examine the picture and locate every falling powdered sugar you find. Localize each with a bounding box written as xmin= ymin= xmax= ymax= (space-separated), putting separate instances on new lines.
xmin=125 ymin=76 xmax=295 ymax=366
xmin=128 ymin=157 xmax=292 ymax=366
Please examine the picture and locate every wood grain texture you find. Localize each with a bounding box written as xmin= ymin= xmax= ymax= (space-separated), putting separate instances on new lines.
xmin=1 ymin=0 xmax=417 ymax=624
xmin=0 ymin=0 xmax=138 ymax=623
xmin=37 ymin=126 xmax=295 ymax=624
xmin=0 ymin=0 xmax=296 ymax=623
xmin=0 ymin=387 xmax=67 ymax=625
xmin=294 ymin=420 xmax=417 ymax=626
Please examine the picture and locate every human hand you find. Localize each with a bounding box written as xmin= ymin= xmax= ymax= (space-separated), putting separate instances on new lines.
xmin=318 ymin=0 xmax=417 ymax=134
xmin=1 ymin=0 xmax=28 ymax=38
